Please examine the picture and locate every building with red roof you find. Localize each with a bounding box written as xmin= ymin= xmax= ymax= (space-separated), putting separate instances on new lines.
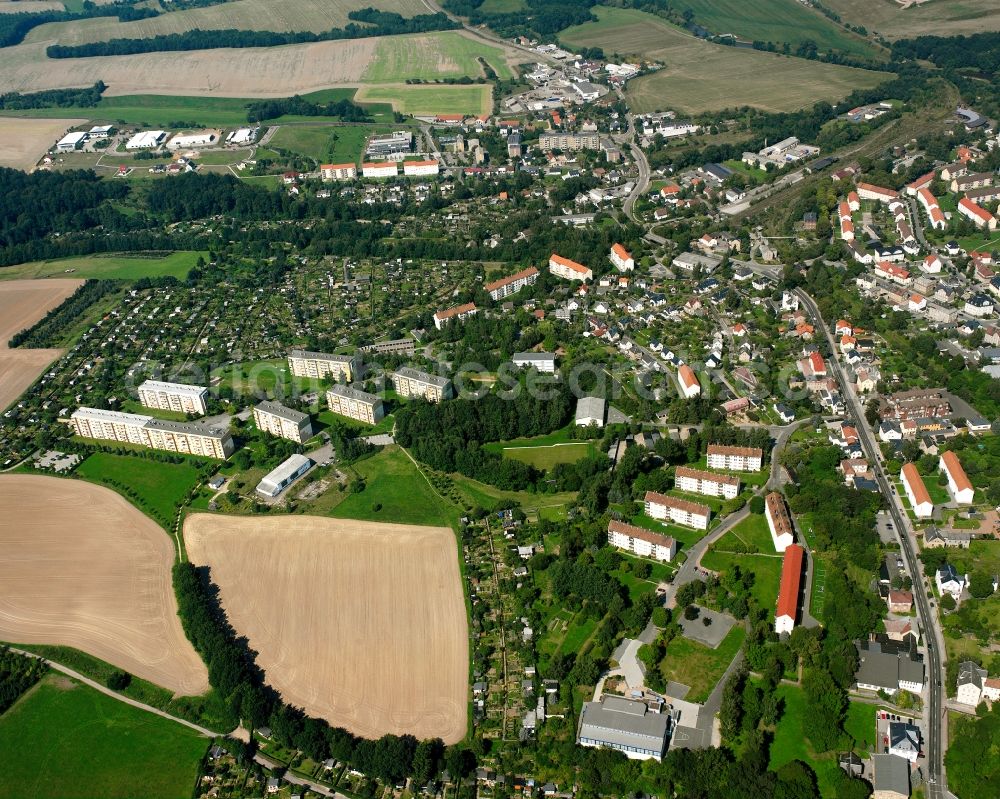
xmin=775 ymin=544 xmax=804 ymax=634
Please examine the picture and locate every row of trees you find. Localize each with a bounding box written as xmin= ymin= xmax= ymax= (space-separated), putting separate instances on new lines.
xmin=0 ymin=82 xmax=106 ymax=110
xmin=443 ymin=0 xmax=597 ymax=38
xmin=48 ymin=10 xmax=458 ymax=57
xmin=0 ymin=0 xmax=156 ymax=48
xmin=0 ymin=646 xmax=48 ymax=715
xmin=9 ymin=280 xmax=119 ymax=348
xmin=244 ymin=94 xmax=371 ymax=124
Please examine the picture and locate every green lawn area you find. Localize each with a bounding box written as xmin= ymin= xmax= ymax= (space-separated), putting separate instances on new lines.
xmin=482 ymin=426 xmax=584 ymax=450
xmin=118 ymin=398 xmax=190 ymax=422
xmin=844 ymin=700 xmax=877 ymax=753
xmin=659 ymin=624 xmax=745 ymax=703
xmin=363 ymin=31 xmax=515 ymax=81
xmin=501 ymin=442 xmax=595 ymax=470
xmin=268 ymin=124 xmax=371 ymax=164
xmin=355 ymin=84 xmax=493 ymax=116
xmin=709 ymin=512 xmax=775 ymax=553
xmin=722 ymin=159 xmax=769 ymax=181
xmin=330 ymin=445 xmax=452 ymax=527
xmin=451 ymin=472 xmax=577 ymax=518
xmin=0 ymin=251 xmax=206 ymax=281
xmin=75 ymin=452 xmax=204 ymax=529
xmin=701 ymin=549 xmax=783 ymax=613
xmin=0 ymin=675 xmax=208 ymax=799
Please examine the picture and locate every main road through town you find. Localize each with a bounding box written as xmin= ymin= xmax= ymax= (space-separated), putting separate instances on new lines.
xmin=795 ymin=288 xmax=947 ymax=799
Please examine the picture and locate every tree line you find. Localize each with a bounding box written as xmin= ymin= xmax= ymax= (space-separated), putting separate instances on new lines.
xmin=47 ymin=9 xmax=458 ymax=58
xmin=443 ymin=0 xmax=597 ymax=38
xmin=10 ymin=280 xmax=119 ymax=348
xmin=0 ymin=82 xmax=106 ymax=110
xmin=0 ymin=646 xmax=48 ymax=715
xmin=0 ymin=1 xmax=156 ymax=49
xmin=244 ymin=94 xmax=371 ymax=124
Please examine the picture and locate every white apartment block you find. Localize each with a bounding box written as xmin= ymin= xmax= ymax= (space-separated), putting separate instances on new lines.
xmin=900 ymin=463 xmax=933 ymax=518
xmin=512 ymin=352 xmax=556 ymax=373
xmin=610 ymin=243 xmax=634 ymax=272
xmin=939 ymin=451 xmax=975 ymax=505
xmin=765 ymin=491 xmax=796 ymax=552
xmin=706 ymin=444 xmax=763 ymax=472
xmin=253 ymin=400 xmax=312 ymax=444
xmin=68 ymin=407 xmax=233 ymax=458
xmin=538 ymin=132 xmax=600 ymax=151
xmin=320 ymin=163 xmax=357 ymax=180
xmin=549 ymin=253 xmax=592 ymax=282
xmin=326 ymin=384 xmax=384 ymax=424
xmin=391 ymin=367 xmax=452 ymax=402
xmin=485 ymin=266 xmax=539 ymax=300
xmin=433 ymin=302 xmax=478 ymax=330
xmin=674 ymin=466 xmax=740 ymax=499
xmin=287 ymin=349 xmax=360 ymax=382
xmin=361 ymin=162 xmax=398 ymax=178
xmin=607 ymin=520 xmax=677 ymax=563
xmin=644 ymin=491 xmax=710 ymax=530
xmin=137 ymin=379 xmax=208 ymax=416
xmin=402 ymin=160 xmax=440 ymax=177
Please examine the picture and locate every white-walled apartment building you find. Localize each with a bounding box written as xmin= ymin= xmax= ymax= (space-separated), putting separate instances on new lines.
xmin=433 ymin=302 xmax=478 ymax=330
xmin=678 ymin=364 xmax=701 ymax=398
xmin=391 ymin=367 xmax=453 ymax=402
xmin=644 ymin=491 xmax=711 ymax=530
xmin=538 ymin=132 xmax=600 ymax=151
xmin=549 ymin=253 xmax=592 ymax=282
xmin=610 ymin=243 xmax=634 ymax=272
xmin=137 ymin=379 xmax=208 ymax=416
xmin=287 ymin=349 xmax=361 ymax=382
xmin=326 ymin=384 xmax=384 ymax=424
xmin=607 ymin=520 xmax=678 ymax=562
xmin=674 ymin=466 xmax=740 ymax=499
xmin=485 ymin=266 xmax=539 ymax=300
xmin=69 ymin=407 xmax=234 ymax=458
xmin=253 ymin=400 xmax=312 ymax=444
xmin=900 ymin=462 xmax=934 ymax=518
xmin=765 ymin=491 xmax=796 ymax=552
xmin=940 ymin=451 xmax=975 ymax=505
xmin=706 ymin=444 xmax=763 ymax=472
xmin=512 ymin=352 xmax=556 ymax=373
xmin=402 ymin=160 xmax=440 ymax=177
xmin=361 ymin=162 xmax=398 ymax=178
xmin=321 ymin=163 xmax=357 ymax=180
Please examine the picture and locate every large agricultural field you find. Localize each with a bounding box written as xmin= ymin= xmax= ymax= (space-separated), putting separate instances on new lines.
xmin=0 ymin=251 xmax=205 ymax=282
xmin=184 ymin=513 xmax=468 ymax=743
xmin=0 ymin=278 xmax=81 ymax=413
xmin=0 ymin=117 xmax=85 ymax=170
xmin=0 ymin=674 xmax=208 ymax=799
xmin=823 ymin=0 xmax=1000 ymax=39
xmin=0 ymin=475 xmax=209 ymax=695
xmin=356 ymin=83 xmax=493 ymax=116
xmin=561 ymin=7 xmax=890 ymax=113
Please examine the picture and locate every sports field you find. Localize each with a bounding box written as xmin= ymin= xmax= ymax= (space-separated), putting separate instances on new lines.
xmin=0 ymin=475 xmax=209 ymax=695
xmin=356 ymin=83 xmax=492 ymax=116
xmin=677 ymin=0 xmax=880 ymax=59
xmin=0 ymin=251 xmax=205 ymax=281
xmin=561 ymin=7 xmax=889 ymax=113
xmin=184 ymin=512 xmax=468 ymax=743
xmin=823 ymin=0 xmax=1000 ymax=39
xmin=0 ymin=675 xmax=208 ymax=799
xmin=0 ymin=117 xmax=85 ymax=170
xmin=0 ymin=278 xmax=81 ymax=412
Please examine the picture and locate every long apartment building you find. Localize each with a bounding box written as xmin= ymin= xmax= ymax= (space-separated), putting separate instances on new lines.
xmin=765 ymin=491 xmax=796 ymax=552
xmin=538 ymin=132 xmax=600 ymax=151
xmin=253 ymin=400 xmax=312 ymax=444
xmin=882 ymin=389 xmax=950 ymax=421
xmin=287 ymin=349 xmax=361 ymax=382
xmin=137 ymin=379 xmax=207 ymax=416
xmin=433 ymin=302 xmax=478 ymax=330
xmin=548 ymin=253 xmax=592 ymax=282
xmin=706 ymin=444 xmax=763 ymax=472
xmin=326 ymin=384 xmax=384 ymax=424
xmin=485 ymin=266 xmax=539 ymax=300
xmin=644 ymin=491 xmax=710 ymax=530
xmin=391 ymin=367 xmax=453 ymax=402
xmin=674 ymin=466 xmax=740 ymax=499
xmin=775 ymin=544 xmax=804 ymax=635
xmin=900 ymin=463 xmax=933 ymax=518
xmin=607 ymin=520 xmax=678 ymax=562
xmin=69 ymin=407 xmax=233 ymax=459
xmin=320 ymin=163 xmax=357 ymax=181
xmin=939 ymin=451 xmax=974 ymax=504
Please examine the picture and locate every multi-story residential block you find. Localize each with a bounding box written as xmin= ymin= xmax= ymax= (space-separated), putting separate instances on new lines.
xmin=320 ymin=163 xmax=357 ymax=180
xmin=361 ymin=162 xmax=398 ymax=178
xmin=69 ymin=406 xmax=151 ymax=445
xmin=253 ymin=400 xmax=312 ymax=444
xmin=900 ymin=463 xmax=933 ymax=518
xmin=958 ymin=197 xmax=998 ymax=230
xmin=287 ymin=349 xmax=361 ymax=382
xmin=485 ymin=266 xmax=539 ymax=300
xmin=512 ymin=352 xmax=556 ymax=373
xmin=855 ymin=182 xmax=899 ymax=203
xmin=882 ymin=389 xmax=950 ymax=421
xmin=137 ymin=379 xmax=208 ymax=416
xmin=538 ymin=132 xmax=600 ymax=151
xmin=706 ymin=444 xmax=763 ymax=472
xmin=391 ymin=367 xmax=453 ymax=402
xmin=610 ymin=243 xmax=634 ymax=272
xmin=607 ymin=520 xmax=677 ymax=562
xmin=326 ymin=384 xmax=384 ymax=424
xmin=548 ymin=253 xmax=592 ymax=282
xmin=775 ymin=544 xmax=804 ymax=634
xmin=765 ymin=491 xmax=796 ymax=552
xmin=643 ymin=491 xmax=710 ymax=530
xmin=68 ymin=407 xmax=233 ymax=458
xmin=402 ymin=160 xmax=439 ymax=177
xmin=674 ymin=466 xmax=740 ymax=499
xmin=433 ymin=302 xmax=478 ymax=330
xmin=939 ymin=451 xmax=975 ymax=504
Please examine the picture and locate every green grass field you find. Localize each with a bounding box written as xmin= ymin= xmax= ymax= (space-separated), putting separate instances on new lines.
xmin=269 ymin=124 xmax=370 ymax=163
xmin=501 ymin=442 xmax=595 ymax=470
xmin=478 ymin=0 xmax=526 ymax=11
xmin=0 ymin=675 xmax=208 ymax=799
xmin=714 ymin=513 xmax=774 ymax=552
xmin=677 ymin=0 xmax=880 ymax=59
xmin=660 ymin=624 xmax=745 ymax=703
xmin=75 ymin=452 xmax=204 ymax=529
xmin=701 ymin=548 xmax=783 ymax=616
xmin=363 ymin=31 xmax=515 ymax=82
xmin=331 ymin=445 xmax=452 ymax=527
xmin=823 ymin=0 xmax=1000 ymax=40
xmin=561 ymin=7 xmax=889 ymax=114
xmin=356 ymin=84 xmax=493 ymax=116
xmin=0 ymin=251 xmax=205 ymax=281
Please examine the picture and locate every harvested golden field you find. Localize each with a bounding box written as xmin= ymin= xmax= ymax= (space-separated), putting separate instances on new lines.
xmin=184 ymin=513 xmax=468 ymax=743
xmin=0 ymin=278 xmax=80 ymax=412
xmin=0 ymin=475 xmax=209 ymax=695
xmin=823 ymin=0 xmax=1000 ymax=39
xmin=0 ymin=117 xmax=85 ymax=170
xmin=0 ymin=1 xmax=63 ymax=11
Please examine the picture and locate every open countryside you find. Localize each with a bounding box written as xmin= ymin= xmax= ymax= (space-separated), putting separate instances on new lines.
xmin=0 ymin=475 xmax=209 ymax=695
xmin=0 ymin=251 xmax=205 ymax=281
xmin=823 ymin=0 xmax=1000 ymax=39
xmin=0 ymin=117 xmax=85 ymax=169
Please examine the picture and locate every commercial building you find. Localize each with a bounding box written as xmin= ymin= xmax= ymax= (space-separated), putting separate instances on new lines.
xmin=538 ymin=132 xmax=600 ymax=151
xmin=320 ymin=163 xmax=357 ymax=180
xmin=365 ymin=130 xmax=413 ymax=157
xmin=677 ymin=364 xmax=700 ymax=398
xmin=68 ymin=407 xmax=234 ymax=458
xmin=433 ymin=302 xmax=478 ymax=330
xmin=577 ymin=696 xmax=670 ymax=761
xmin=137 ymin=379 xmax=208 ymax=416
xmin=765 ymin=491 xmax=796 ymax=552
xmin=610 ymin=243 xmax=634 ymax=272
xmin=607 ymin=520 xmax=677 ymax=562
xmin=512 ymin=352 xmax=556 ymax=373
xmin=167 ymin=130 xmax=219 ymax=150
xmin=226 ymin=127 xmax=256 ymax=145
xmin=939 ymin=451 xmax=974 ymax=504
xmin=548 ymin=253 xmax=592 ymax=282
xmin=256 ymin=453 xmax=312 ymax=499
xmin=326 ymin=384 xmax=384 ymax=424
xmin=775 ymin=543 xmax=804 ymax=634
xmin=391 ymin=367 xmax=452 ymax=402
xmin=402 ymin=160 xmax=440 ymax=177
xmin=287 ymin=349 xmax=360 ymax=382
xmin=706 ymin=444 xmax=763 ymax=472
xmin=575 ymin=396 xmax=606 ymax=427
xmin=55 ymin=131 xmax=88 ymax=152
xmin=900 ymin=463 xmax=933 ymax=518
xmin=87 ymin=125 xmax=114 ymax=139
xmin=674 ymin=466 xmax=740 ymax=499
xmin=253 ymin=400 xmax=312 ymax=444
xmin=361 ymin=162 xmax=398 ymax=178
xmin=644 ymin=491 xmax=710 ymax=530
xmin=125 ymin=130 xmax=169 ymax=150
xmin=855 ymin=638 xmax=925 ymax=695
xmin=485 ymin=266 xmax=539 ymax=300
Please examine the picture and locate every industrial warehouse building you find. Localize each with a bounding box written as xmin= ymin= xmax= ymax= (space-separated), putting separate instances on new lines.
xmin=577 ymin=696 xmax=670 ymax=761
xmin=256 ymin=454 xmax=312 ymax=499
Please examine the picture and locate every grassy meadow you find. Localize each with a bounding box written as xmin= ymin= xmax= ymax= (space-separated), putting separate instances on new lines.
xmin=356 ymin=84 xmax=493 ymax=116
xmin=822 ymin=0 xmax=1000 ymax=40
xmin=659 ymin=623 xmax=746 ymax=703
xmin=0 ymin=252 xmax=205 ymax=282
xmin=363 ymin=32 xmax=516 ymax=82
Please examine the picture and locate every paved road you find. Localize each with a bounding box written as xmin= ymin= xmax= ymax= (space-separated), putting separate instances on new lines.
xmin=795 ymin=288 xmax=948 ymax=799
xmin=619 ymin=105 xmax=651 ymax=224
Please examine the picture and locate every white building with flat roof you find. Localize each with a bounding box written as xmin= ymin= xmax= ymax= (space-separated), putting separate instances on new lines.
xmin=287 ymin=349 xmax=360 ymax=382
xmin=512 ymin=352 xmax=556 ymax=373
xmin=55 ymin=131 xmax=88 ymax=152
xmin=391 ymin=367 xmax=452 ymax=402
xmin=125 ymin=130 xmax=169 ymax=150
xmin=256 ymin=454 xmax=312 ymax=499
xmin=326 ymin=384 xmax=384 ymax=424
xmin=137 ymin=379 xmax=208 ymax=416
xmin=577 ymin=696 xmax=669 ymax=761
xmin=167 ymin=130 xmax=219 ymax=150
xmin=253 ymin=400 xmax=312 ymax=444
xmin=68 ymin=407 xmax=233 ymax=458
xmin=575 ymin=396 xmax=606 ymax=427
